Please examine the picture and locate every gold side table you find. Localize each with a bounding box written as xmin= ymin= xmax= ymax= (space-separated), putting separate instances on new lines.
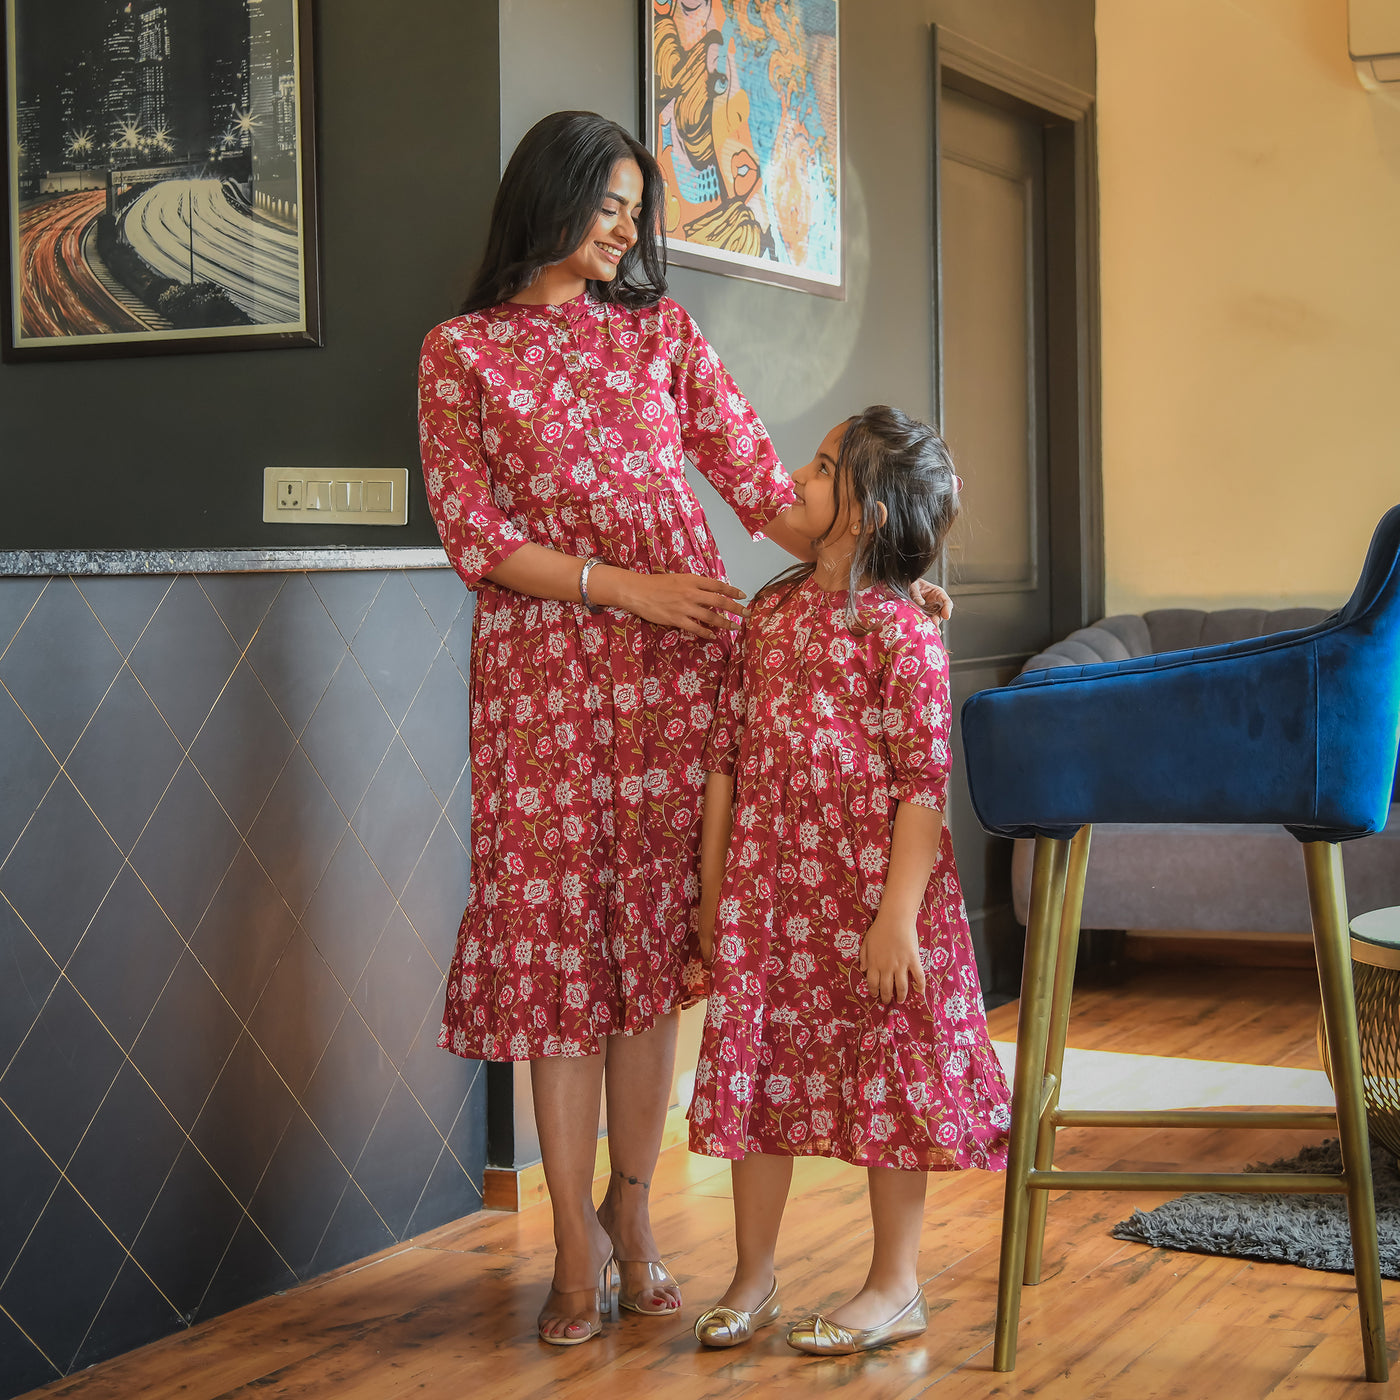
xmin=1318 ymin=906 xmax=1400 ymax=1156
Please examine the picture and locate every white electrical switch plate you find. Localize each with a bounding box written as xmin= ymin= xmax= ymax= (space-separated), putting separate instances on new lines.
xmin=263 ymin=468 xmax=408 ymax=525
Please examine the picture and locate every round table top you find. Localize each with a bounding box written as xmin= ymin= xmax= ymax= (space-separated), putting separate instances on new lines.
xmin=1351 ymin=906 xmax=1400 ymax=969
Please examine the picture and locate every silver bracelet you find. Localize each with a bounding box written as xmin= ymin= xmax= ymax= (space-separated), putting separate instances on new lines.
xmin=578 ymin=556 xmax=604 ymax=614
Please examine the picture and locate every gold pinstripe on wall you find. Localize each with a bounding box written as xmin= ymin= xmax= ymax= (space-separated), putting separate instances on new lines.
xmin=0 ymin=567 xmax=484 ymax=1395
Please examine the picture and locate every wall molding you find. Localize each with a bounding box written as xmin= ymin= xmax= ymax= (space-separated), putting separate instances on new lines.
xmin=935 ymin=27 xmax=1094 ymax=120
xmin=0 ymin=546 xmax=452 ymax=578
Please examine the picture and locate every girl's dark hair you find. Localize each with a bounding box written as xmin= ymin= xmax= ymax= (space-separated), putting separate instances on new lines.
xmin=756 ymin=405 xmax=961 ymax=631
xmin=460 ymin=111 xmax=668 ymax=314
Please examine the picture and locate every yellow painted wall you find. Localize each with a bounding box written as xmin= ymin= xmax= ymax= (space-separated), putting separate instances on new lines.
xmin=1098 ymin=0 xmax=1400 ymax=614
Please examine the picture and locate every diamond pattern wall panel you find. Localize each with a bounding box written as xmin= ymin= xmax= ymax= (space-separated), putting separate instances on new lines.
xmin=0 ymin=569 xmax=481 ymax=1400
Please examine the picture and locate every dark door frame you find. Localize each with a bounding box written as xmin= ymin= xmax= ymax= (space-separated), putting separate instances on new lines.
xmin=931 ymin=26 xmax=1103 ymax=639
xmin=931 ymin=27 xmax=1101 ymax=996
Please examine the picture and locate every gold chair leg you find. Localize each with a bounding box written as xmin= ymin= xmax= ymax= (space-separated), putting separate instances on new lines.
xmin=993 ymin=835 xmax=1072 ymax=1373
xmin=1304 ymin=841 xmax=1389 ymax=1384
xmin=1024 ymin=824 xmax=1093 ymax=1285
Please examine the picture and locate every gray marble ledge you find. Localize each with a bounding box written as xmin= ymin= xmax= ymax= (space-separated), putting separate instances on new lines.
xmin=0 ymin=546 xmax=452 ymax=578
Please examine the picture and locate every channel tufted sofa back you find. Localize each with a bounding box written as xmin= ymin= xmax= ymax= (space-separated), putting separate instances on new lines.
xmin=1020 ymin=607 xmax=1332 ymax=674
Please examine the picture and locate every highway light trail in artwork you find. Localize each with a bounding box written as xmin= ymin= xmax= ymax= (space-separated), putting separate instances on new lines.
xmin=17 ymin=190 xmax=144 ymax=338
xmin=122 ymin=179 xmax=302 ymax=325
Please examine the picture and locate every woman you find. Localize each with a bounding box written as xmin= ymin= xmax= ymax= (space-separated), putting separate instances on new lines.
xmin=419 ymin=110 xmax=947 ymax=1346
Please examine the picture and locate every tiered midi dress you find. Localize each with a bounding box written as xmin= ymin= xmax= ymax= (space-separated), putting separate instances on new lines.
xmin=687 ymin=578 xmax=1011 ymax=1170
xmin=418 ymin=292 xmax=794 ymax=1061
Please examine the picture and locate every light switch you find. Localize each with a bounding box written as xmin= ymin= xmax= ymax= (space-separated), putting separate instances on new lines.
xmin=335 ymin=481 xmax=363 ymax=512
xmin=264 ymin=468 xmax=407 ymax=524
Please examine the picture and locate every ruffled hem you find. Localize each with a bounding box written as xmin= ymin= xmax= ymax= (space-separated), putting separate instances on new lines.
xmin=438 ymin=951 xmax=708 ymax=1061
xmin=686 ymin=1124 xmax=1000 ymax=1173
xmin=687 ymin=1015 xmax=1010 ymax=1172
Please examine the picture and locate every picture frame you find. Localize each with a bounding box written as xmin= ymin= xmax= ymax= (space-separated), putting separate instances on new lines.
xmin=641 ymin=0 xmax=844 ymax=299
xmin=2 ymin=0 xmax=321 ymax=362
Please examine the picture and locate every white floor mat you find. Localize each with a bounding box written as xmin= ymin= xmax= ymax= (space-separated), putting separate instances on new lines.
xmin=990 ymin=1042 xmax=1335 ymax=1111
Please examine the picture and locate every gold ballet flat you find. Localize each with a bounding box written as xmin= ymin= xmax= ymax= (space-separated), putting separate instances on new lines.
xmin=694 ymin=1277 xmax=781 ymax=1348
xmin=785 ymin=1290 xmax=928 ymax=1356
xmin=537 ymin=1258 xmax=614 ymax=1346
xmin=616 ymin=1257 xmax=682 ymax=1315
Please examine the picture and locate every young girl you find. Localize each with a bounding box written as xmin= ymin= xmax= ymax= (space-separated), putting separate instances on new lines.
xmin=687 ymin=406 xmax=1011 ymax=1356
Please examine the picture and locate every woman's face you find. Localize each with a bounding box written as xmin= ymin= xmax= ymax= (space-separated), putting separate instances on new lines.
xmin=676 ymin=0 xmax=717 ymax=52
xmin=710 ymin=40 xmax=759 ymax=203
xmin=559 ymin=158 xmax=645 ymax=284
xmin=788 ymin=422 xmax=850 ymax=541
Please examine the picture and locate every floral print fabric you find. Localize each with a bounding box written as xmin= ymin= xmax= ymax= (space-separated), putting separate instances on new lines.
xmin=419 ymin=292 xmax=794 ymax=1060
xmin=688 ymin=578 xmax=1011 ymax=1170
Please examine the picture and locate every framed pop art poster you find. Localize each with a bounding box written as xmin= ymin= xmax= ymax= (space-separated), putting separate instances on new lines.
xmin=3 ymin=0 xmax=321 ymax=361
xmin=643 ymin=0 xmax=843 ymax=298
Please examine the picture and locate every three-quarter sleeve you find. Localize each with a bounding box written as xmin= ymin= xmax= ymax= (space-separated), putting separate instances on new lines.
xmin=419 ymin=323 xmax=528 ymax=588
xmin=664 ymin=301 xmax=796 ymax=540
xmin=879 ymin=616 xmax=952 ymax=812
xmin=702 ymin=631 xmax=749 ymax=777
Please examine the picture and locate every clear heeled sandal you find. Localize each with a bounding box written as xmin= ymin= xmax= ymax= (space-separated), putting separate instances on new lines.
xmin=537 ymin=1257 xmax=615 ymax=1346
xmin=614 ymin=1257 xmax=682 ymax=1315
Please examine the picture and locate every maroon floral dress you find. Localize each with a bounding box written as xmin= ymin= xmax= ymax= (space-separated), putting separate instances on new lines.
xmin=418 ymin=292 xmax=794 ymax=1061
xmin=687 ymin=579 xmax=1011 ymax=1170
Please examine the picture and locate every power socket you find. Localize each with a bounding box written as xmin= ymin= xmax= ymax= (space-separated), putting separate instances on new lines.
xmin=263 ymin=468 xmax=408 ymax=525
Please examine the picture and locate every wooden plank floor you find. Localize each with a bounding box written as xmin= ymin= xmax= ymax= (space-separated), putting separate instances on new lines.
xmin=25 ymin=963 xmax=1400 ymax=1399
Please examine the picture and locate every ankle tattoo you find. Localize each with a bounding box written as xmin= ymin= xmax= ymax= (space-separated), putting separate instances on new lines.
xmin=614 ymin=1169 xmax=650 ymax=1190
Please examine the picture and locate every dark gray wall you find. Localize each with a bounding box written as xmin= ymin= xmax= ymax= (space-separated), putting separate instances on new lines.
xmin=0 ymin=3 xmax=504 ymax=1393
xmin=502 ymin=0 xmax=1094 ymax=598
xmin=500 ymin=0 xmax=1096 ymax=992
xmin=0 ymin=0 xmax=499 ymax=552
xmin=0 ymin=566 xmax=483 ymax=1398
xmin=0 ymin=9 xmax=1098 ymax=1392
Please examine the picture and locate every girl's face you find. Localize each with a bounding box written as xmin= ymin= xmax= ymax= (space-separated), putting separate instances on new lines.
xmin=789 ymin=422 xmax=854 ymax=542
xmin=558 ymin=158 xmax=644 ymax=285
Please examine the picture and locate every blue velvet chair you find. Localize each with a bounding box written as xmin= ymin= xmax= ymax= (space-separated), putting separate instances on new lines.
xmin=961 ymin=504 xmax=1400 ymax=1382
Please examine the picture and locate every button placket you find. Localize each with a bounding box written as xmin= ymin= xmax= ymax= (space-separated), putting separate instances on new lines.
xmin=557 ymin=319 xmax=608 ymax=476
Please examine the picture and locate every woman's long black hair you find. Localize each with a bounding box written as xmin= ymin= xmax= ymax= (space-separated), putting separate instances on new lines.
xmin=755 ymin=406 xmax=961 ymax=632
xmin=460 ymin=111 xmax=668 ymax=313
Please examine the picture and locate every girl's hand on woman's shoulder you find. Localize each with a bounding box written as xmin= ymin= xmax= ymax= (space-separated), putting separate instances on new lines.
xmin=911 ymin=579 xmax=953 ymax=620
xmin=858 ymin=914 xmax=928 ymax=1005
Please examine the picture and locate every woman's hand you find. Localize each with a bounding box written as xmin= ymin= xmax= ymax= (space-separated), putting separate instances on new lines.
xmin=911 ymin=579 xmax=953 ymax=620
xmin=858 ymin=914 xmax=927 ymax=1005
xmin=595 ymin=566 xmax=748 ymax=640
xmin=483 ymin=547 xmax=747 ymax=640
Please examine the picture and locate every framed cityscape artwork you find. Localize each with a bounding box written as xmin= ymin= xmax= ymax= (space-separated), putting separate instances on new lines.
xmin=2 ymin=0 xmax=321 ymax=361
xmin=643 ymin=0 xmax=843 ymax=298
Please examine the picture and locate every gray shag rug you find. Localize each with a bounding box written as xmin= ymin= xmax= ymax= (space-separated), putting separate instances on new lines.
xmin=1112 ymin=1139 xmax=1400 ymax=1278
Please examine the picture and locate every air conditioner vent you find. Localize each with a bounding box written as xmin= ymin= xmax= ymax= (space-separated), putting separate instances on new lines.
xmin=1349 ymin=0 xmax=1400 ymax=90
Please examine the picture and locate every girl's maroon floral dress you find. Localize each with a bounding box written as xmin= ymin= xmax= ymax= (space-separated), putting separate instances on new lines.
xmin=419 ymin=292 xmax=793 ymax=1060
xmin=688 ymin=580 xmax=1011 ymax=1170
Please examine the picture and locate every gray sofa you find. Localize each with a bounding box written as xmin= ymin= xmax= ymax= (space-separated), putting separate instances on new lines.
xmin=1009 ymin=608 xmax=1400 ymax=935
